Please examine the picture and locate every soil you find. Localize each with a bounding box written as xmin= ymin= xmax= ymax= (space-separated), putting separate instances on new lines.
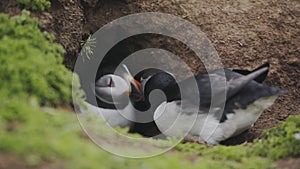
xmin=276 ymin=158 xmax=300 ymax=169
xmin=0 ymin=153 xmax=63 ymax=169
xmin=0 ymin=0 xmax=299 ymax=149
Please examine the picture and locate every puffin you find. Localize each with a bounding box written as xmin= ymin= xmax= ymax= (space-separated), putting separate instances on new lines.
xmin=129 ymin=68 xmax=178 ymax=137
xmin=79 ymin=65 xmax=141 ymax=128
xmin=129 ymin=63 xmax=286 ymax=145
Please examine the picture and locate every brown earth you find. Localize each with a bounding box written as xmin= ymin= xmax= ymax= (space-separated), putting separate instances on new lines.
xmin=276 ymin=158 xmax=300 ymax=169
xmin=0 ymin=153 xmax=63 ymax=169
xmin=1 ymin=0 xmax=299 ymax=145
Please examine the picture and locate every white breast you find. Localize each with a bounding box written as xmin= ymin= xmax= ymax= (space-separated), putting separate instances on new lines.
xmin=80 ymin=101 xmax=134 ymax=127
xmin=222 ymin=95 xmax=279 ymax=139
xmin=153 ymin=101 xmax=198 ymax=138
xmin=153 ymin=95 xmax=279 ymax=145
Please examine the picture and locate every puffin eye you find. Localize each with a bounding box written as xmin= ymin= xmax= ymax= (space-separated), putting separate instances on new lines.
xmin=107 ymin=78 xmax=115 ymax=87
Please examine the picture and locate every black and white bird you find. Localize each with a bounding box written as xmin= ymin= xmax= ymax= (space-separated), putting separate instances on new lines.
xmin=79 ymin=65 xmax=141 ymax=128
xmin=129 ymin=68 xmax=177 ymax=137
xmin=130 ymin=63 xmax=286 ymax=145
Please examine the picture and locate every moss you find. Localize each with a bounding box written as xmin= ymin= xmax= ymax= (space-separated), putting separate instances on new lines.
xmin=0 ymin=11 xmax=72 ymax=106
xmin=175 ymin=142 xmax=277 ymax=169
xmin=251 ymin=115 xmax=300 ymax=160
xmin=16 ymin=0 xmax=51 ymax=11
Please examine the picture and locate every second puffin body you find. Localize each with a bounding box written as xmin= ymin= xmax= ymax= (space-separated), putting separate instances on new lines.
xmin=131 ymin=63 xmax=285 ymax=144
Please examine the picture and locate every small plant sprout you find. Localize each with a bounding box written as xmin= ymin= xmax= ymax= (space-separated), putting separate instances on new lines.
xmin=80 ymin=35 xmax=96 ymax=61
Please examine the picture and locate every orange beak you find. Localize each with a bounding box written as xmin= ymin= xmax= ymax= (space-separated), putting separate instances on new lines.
xmin=119 ymin=64 xmax=143 ymax=100
xmin=132 ymin=79 xmax=141 ymax=92
xmin=130 ymin=78 xmax=144 ymax=101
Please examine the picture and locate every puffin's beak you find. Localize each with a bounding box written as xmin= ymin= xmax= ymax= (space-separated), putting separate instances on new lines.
xmin=119 ymin=64 xmax=144 ymax=100
xmin=124 ymin=78 xmax=143 ymax=99
xmin=129 ymin=78 xmax=144 ymax=101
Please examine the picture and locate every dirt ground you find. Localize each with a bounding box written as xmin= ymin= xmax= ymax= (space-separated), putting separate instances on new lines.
xmin=1 ymin=0 xmax=299 ymax=145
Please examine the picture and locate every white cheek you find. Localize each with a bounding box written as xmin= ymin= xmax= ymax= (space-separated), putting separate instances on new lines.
xmin=112 ymin=87 xmax=128 ymax=98
xmin=95 ymin=87 xmax=114 ymax=104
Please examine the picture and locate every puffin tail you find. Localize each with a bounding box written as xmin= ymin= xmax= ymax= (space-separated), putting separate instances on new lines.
xmin=230 ymin=64 xmax=287 ymax=98
xmin=227 ymin=66 xmax=269 ymax=98
xmin=233 ymin=62 xmax=270 ymax=83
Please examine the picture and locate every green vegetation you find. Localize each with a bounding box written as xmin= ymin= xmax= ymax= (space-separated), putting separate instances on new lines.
xmin=16 ymin=0 xmax=51 ymax=11
xmin=175 ymin=142 xmax=277 ymax=169
xmin=0 ymin=10 xmax=299 ymax=169
xmin=251 ymin=115 xmax=300 ymax=160
xmin=0 ymin=10 xmax=72 ymax=106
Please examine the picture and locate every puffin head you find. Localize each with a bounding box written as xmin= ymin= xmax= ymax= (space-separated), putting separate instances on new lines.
xmin=130 ymin=68 xmax=180 ymax=111
xmin=95 ymin=64 xmax=142 ymax=105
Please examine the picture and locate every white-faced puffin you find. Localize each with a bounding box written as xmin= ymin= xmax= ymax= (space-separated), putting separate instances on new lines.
xmin=129 ymin=63 xmax=286 ymax=145
xmin=79 ymin=65 xmax=141 ymax=128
